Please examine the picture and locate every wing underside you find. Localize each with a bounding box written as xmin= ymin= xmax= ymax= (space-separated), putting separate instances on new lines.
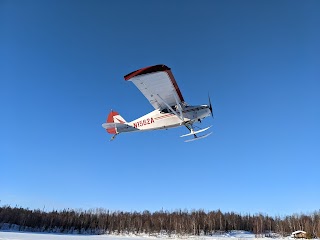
xmin=124 ymin=65 xmax=185 ymax=110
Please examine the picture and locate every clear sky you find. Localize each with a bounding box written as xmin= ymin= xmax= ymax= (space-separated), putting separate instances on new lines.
xmin=1 ymin=0 xmax=320 ymax=216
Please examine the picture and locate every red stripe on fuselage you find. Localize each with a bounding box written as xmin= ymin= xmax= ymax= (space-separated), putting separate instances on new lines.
xmin=154 ymin=114 xmax=174 ymax=120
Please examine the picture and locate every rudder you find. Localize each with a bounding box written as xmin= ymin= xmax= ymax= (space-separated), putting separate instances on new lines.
xmin=106 ymin=110 xmax=127 ymax=134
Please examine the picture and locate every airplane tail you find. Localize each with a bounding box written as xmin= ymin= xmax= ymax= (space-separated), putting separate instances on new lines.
xmin=105 ymin=110 xmax=127 ymax=134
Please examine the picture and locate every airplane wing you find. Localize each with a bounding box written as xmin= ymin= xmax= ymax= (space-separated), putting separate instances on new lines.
xmin=124 ymin=64 xmax=185 ymax=110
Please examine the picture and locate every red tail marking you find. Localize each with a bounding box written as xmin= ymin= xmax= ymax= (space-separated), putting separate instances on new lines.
xmin=107 ymin=111 xmax=119 ymax=123
xmin=106 ymin=111 xmax=119 ymax=134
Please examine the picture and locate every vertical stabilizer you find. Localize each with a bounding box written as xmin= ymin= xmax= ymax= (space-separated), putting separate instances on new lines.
xmin=106 ymin=111 xmax=127 ymax=134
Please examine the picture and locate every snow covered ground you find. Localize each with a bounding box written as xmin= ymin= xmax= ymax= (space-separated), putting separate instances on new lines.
xmin=0 ymin=231 xmax=310 ymax=240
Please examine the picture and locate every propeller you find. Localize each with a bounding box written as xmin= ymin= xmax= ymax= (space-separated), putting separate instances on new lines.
xmin=208 ymin=94 xmax=213 ymax=118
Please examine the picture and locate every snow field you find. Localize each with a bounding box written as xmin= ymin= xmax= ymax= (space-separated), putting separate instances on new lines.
xmin=0 ymin=230 xmax=293 ymax=240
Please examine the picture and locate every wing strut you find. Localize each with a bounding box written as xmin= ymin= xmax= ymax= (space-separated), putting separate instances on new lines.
xmin=172 ymin=92 xmax=184 ymax=121
xmin=156 ymin=94 xmax=184 ymax=122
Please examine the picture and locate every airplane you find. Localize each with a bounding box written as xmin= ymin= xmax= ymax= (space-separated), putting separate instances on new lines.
xmin=102 ymin=64 xmax=213 ymax=142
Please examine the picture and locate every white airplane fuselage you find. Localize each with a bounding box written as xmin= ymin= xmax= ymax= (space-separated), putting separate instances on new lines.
xmin=120 ymin=105 xmax=211 ymax=133
xmin=103 ymin=64 xmax=214 ymax=141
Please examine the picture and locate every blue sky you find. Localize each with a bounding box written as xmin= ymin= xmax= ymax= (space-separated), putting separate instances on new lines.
xmin=1 ymin=0 xmax=319 ymax=216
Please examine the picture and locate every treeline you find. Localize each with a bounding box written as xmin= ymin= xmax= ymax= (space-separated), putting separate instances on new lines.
xmin=0 ymin=205 xmax=320 ymax=237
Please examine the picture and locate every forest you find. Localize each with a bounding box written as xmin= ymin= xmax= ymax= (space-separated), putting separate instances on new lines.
xmin=0 ymin=205 xmax=319 ymax=238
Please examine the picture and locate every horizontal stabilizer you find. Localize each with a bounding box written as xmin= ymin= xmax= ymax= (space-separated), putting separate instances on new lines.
xmin=184 ymin=132 xmax=213 ymax=142
xmin=180 ymin=126 xmax=212 ymax=137
xmin=102 ymin=123 xmax=132 ymax=133
xmin=102 ymin=122 xmax=129 ymax=129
